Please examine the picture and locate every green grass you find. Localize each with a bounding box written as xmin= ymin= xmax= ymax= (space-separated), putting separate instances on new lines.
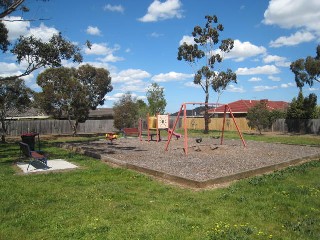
xmin=0 ymin=136 xmax=320 ymax=239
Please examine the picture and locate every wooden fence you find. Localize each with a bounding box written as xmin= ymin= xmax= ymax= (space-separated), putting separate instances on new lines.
xmin=272 ymin=119 xmax=320 ymax=134
xmin=5 ymin=119 xmax=116 ymax=136
xmin=3 ymin=118 xmax=320 ymax=136
xmin=183 ymin=117 xmax=252 ymax=132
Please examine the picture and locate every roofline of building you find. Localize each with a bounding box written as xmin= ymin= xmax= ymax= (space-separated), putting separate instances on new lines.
xmin=5 ymin=116 xmax=50 ymax=120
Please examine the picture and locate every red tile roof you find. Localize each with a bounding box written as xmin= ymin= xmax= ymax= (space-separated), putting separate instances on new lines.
xmin=209 ymin=99 xmax=288 ymax=113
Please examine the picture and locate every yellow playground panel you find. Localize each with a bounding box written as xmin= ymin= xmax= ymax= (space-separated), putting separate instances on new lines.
xmin=146 ymin=114 xmax=170 ymax=142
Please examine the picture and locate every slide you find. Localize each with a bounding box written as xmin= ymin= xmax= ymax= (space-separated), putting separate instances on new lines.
xmin=168 ymin=128 xmax=182 ymax=139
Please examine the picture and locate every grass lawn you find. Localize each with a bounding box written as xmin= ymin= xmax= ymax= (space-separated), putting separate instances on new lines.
xmin=0 ymin=134 xmax=320 ymax=239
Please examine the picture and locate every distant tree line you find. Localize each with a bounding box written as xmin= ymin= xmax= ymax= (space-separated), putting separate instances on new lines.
xmin=1 ymin=0 xmax=97 ymax=142
xmin=246 ymin=91 xmax=319 ymax=134
xmin=112 ymin=83 xmax=167 ymax=130
xmin=0 ymin=64 xmax=113 ymax=141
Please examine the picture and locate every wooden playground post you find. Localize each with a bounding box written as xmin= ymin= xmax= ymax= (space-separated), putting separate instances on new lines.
xmin=139 ymin=118 xmax=142 ymax=141
xmin=147 ymin=113 xmax=150 ymax=142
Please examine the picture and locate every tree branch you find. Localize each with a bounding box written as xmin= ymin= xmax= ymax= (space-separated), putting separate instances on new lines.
xmin=0 ymin=0 xmax=25 ymax=19
xmin=0 ymin=63 xmax=39 ymax=81
xmin=1 ymin=18 xmax=51 ymax=22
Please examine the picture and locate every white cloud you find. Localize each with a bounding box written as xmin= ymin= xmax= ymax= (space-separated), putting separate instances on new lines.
xmin=138 ymin=0 xmax=183 ymax=22
xmin=0 ymin=70 xmax=22 ymax=79
xmin=268 ymin=76 xmax=281 ymax=82
xmin=150 ymin=32 xmax=164 ymax=38
xmin=112 ymin=69 xmax=151 ymax=83
xmin=184 ymin=81 xmax=201 ymax=88
xmin=253 ymin=85 xmax=278 ymax=92
xmin=236 ymin=65 xmax=280 ymax=75
xmin=264 ymin=0 xmax=320 ymax=48
xmin=21 ymin=73 xmax=35 ymax=83
xmin=281 ymin=82 xmax=295 ymax=88
xmin=308 ymin=87 xmax=319 ymax=91
xmin=0 ymin=62 xmax=38 ymax=85
xmin=78 ymin=61 xmax=116 ymax=72
xmin=263 ymin=0 xmax=320 ymax=34
xmin=4 ymin=18 xmax=58 ymax=42
xmin=226 ymin=84 xmax=245 ymax=93
xmin=104 ymin=93 xmax=126 ymax=101
xmin=179 ymin=35 xmax=195 ymax=45
xmin=98 ymin=54 xmax=124 ymax=63
xmin=86 ymin=26 xmax=101 ymax=36
xmin=84 ymin=43 xmax=119 ymax=55
xmin=263 ymin=54 xmax=291 ymax=67
xmin=263 ymin=55 xmax=285 ymax=63
xmin=27 ymin=23 xmax=59 ymax=42
xmin=3 ymin=16 xmax=30 ymax=40
xmin=103 ymin=4 xmax=124 ymax=13
xmin=105 ymin=92 xmax=146 ymax=103
xmin=151 ymin=71 xmax=193 ymax=82
xmin=118 ymin=81 xmax=147 ymax=93
xmin=248 ymin=77 xmax=262 ymax=82
xmin=224 ymin=40 xmax=266 ymax=62
xmin=84 ymin=43 xmax=111 ymax=55
xmin=0 ymin=62 xmax=21 ymax=74
xmin=269 ymin=31 xmax=316 ymax=47
xmin=179 ymin=39 xmax=266 ymax=62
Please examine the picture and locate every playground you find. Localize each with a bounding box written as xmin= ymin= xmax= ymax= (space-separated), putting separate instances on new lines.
xmin=62 ymin=136 xmax=320 ymax=188
xmin=16 ymin=104 xmax=319 ymax=188
xmin=61 ymin=104 xmax=320 ymax=188
xmin=63 ymin=103 xmax=320 ymax=188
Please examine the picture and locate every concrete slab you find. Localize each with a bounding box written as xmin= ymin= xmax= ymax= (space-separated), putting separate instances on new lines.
xmin=17 ymin=159 xmax=78 ymax=174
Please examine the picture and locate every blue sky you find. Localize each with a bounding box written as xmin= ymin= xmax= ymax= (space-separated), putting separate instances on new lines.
xmin=1 ymin=0 xmax=320 ymax=113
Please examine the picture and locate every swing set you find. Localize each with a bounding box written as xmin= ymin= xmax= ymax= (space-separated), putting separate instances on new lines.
xmin=165 ymin=102 xmax=246 ymax=155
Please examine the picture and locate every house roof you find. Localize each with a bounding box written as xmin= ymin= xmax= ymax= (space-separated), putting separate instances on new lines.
xmin=170 ymin=106 xmax=206 ymax=116
xmin=6 ymin=108 xmax=50 ymax=120
xmin=89 ymin=108 xmax=114 ymax=118
xmin=208 ymin=99 xmax=288 ymax=114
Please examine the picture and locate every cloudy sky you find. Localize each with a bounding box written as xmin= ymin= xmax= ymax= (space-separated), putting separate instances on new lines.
xmin=1 ymin=0 xmax=320 ymax=113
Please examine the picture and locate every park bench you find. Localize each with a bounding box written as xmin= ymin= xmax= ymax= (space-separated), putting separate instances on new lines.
xmin=123 ymin=128 xmax=140 ymax=137
xmin=19 ymin=142 xmax=48 ymax=171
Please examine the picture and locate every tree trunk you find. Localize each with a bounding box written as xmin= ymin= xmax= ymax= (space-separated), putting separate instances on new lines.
xmin=1 ymin=134 xmax=5 ymax=143
xmin=73 ymin=120 xmax=79 ymax=136
xmin=0 ymin=119 xmax=8 ymax=143
xmin=67 ymin=115 xmax=77 ymax=137
xmin=257 ymin=125 xmax=262 ymax=135
xmin=204 ymin=86 xmax=209 ymax=134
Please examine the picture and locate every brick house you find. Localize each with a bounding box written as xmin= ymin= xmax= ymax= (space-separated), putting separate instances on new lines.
xmin=208 ymin=99 xmax=288 ymax=117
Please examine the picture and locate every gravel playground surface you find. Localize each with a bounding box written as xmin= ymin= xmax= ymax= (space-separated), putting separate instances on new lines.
xmin=63 ymin=137 xmax=320 ymax=188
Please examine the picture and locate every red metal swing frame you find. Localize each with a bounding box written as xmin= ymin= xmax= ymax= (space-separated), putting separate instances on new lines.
xmin=165 ymin=102 xmax=246 ymax=155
